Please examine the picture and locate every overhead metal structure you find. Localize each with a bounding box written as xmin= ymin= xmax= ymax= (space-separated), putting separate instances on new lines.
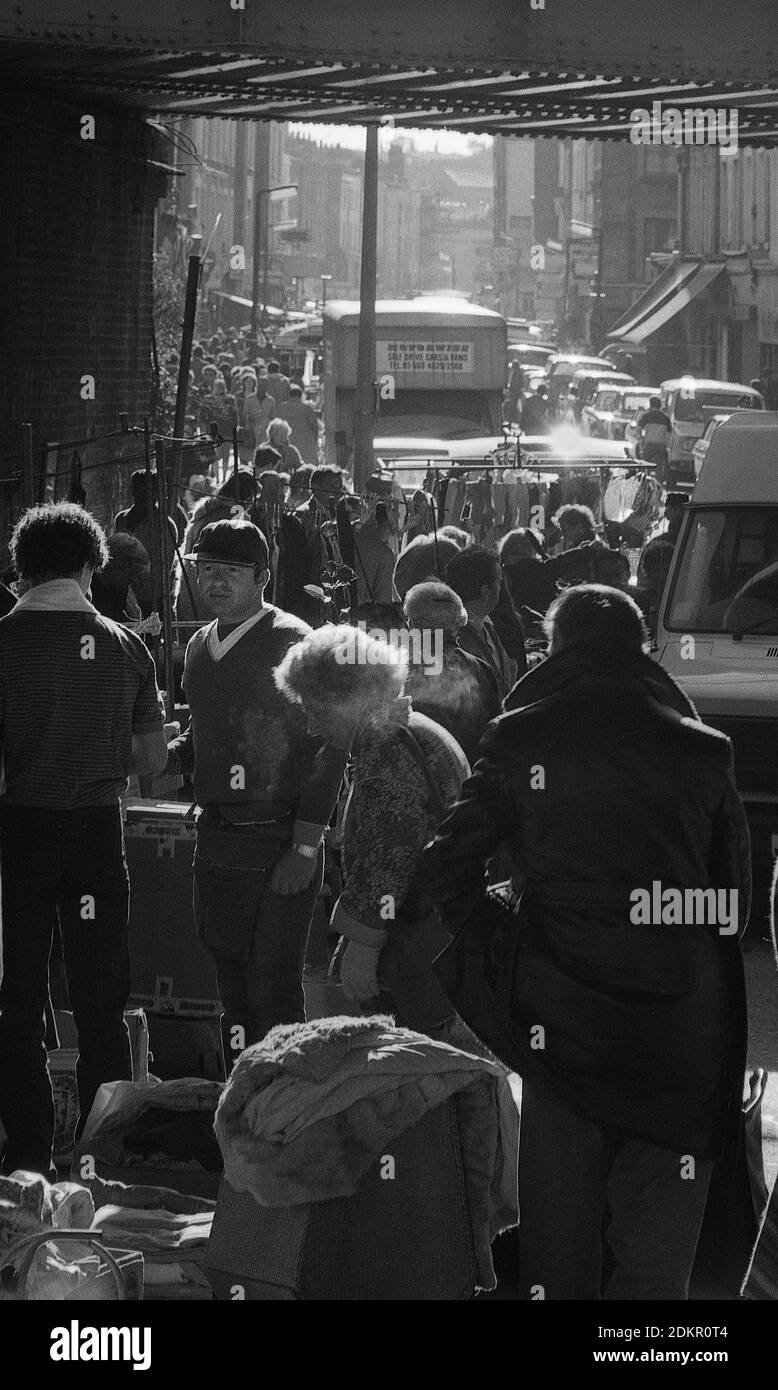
xmin=2 ymin=0 xmax=778 ymax=140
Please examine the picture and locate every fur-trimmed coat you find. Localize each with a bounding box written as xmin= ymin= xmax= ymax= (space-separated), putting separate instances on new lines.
xmin=214 ymin=1014 xmax=519 ymax=1290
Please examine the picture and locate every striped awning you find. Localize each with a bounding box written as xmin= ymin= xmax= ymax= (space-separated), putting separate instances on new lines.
xmin=607 ymin=261 xmax=726 ymax=344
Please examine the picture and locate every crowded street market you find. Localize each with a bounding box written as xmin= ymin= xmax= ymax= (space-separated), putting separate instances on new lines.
xmin=2 ymin=0 xmax=778 ymax=1367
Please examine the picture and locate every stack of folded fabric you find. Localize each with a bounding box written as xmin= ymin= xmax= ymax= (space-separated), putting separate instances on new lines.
xmin=81 ymin=1174 xmax=216 ymax=1300
xmin=90 ymin=1204 xmax=214 ymax=1300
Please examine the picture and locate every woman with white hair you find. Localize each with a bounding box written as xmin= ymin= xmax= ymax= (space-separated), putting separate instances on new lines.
xmin=266 ymin=417 xmax=303 ymax=474
xmin=274 ymin=623 xmax=469 ymax=1034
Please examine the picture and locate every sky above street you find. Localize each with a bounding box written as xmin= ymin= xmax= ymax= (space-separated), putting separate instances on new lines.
xmin=288 ymin=122 xmax=492 ymax=155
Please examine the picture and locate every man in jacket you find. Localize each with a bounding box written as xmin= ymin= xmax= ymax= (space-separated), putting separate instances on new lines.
xmin=425 ymin=584 xmax=750 ymax=1300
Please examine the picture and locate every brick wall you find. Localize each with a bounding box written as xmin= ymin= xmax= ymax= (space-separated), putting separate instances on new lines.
xmin=0 ymin=93 xmax=168 ymax=558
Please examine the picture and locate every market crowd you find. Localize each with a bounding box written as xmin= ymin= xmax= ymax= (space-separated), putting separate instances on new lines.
xmin=0 ymin=437 xmax=751 ymax=1300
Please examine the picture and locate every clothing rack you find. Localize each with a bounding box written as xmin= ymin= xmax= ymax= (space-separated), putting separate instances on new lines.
xmin=372 ymin=452 xmax=659 ymax=555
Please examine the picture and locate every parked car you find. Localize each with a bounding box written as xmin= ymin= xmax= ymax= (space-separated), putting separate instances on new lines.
xmin=507 ymin=341 xmax=556 ymax=370
xmin=659 ymin=377 xmax=765 ymax=489
xmin=566 ymin=367 xmax=637 ymax=421
xmin=583 ymin=384 xmax=658 ymax=440
xmin=691 ymin=413 xmax=733 ymax=478
xmin=545 ymin=353 xmax=607 ymax=410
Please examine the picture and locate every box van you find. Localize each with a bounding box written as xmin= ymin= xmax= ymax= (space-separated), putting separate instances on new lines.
xmin=656 ymin=412 xmax=778 ymax=913
xmin=659 ymin=377 xmax=764 ymax=489
xmin=322 ymin=297 xmax=507 ymax=467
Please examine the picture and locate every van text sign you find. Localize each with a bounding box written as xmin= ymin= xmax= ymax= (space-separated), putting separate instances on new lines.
xmin=376 ymin=340 xmax=474 ymax=375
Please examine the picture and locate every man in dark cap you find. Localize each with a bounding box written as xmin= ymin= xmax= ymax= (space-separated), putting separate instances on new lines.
xmin=164 ymin=520 xmax=346 ymax=1047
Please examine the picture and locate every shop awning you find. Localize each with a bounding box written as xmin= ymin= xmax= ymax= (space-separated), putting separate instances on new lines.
xmin=607 ymin=260 xmax=726 ymax=344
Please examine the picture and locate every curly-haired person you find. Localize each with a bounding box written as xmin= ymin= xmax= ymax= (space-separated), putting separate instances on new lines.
xmin=275 ymin=623 xmax=470 ymax=1034
xmin=0 ymin=502 xmax=168 ymax=1178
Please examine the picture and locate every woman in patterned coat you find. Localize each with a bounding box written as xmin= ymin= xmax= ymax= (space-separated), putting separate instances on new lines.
xmin=274 ymin=623 xmax=469 ymax=1034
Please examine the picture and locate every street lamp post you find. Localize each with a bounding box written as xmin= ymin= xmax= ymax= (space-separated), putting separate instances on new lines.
xmin=320 ymin=273 xmax=332 ymax=311
xmin=251 ymin=183 xmax=297 ymax=343
xmin=591 ymin=208 xmax=606 ymax=351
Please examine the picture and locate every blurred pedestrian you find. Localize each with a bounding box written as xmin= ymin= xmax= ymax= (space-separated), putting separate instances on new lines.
xmin=352 ymin=501 xmax=397 ymax=607
xmin=239 ymin=373 xmax=275 ymax=465
xmin=393 ymin=535 xmax=461 ymax=601
xmin=114 ymin=470 xmax=181 ymax=615
xmin=90 ymin=532 xmax=151 ymax=624
xmin=444 ymin=546 xmax=519 ymax=700
xmin=267 ymin=418 xmax=304 ymax=474
xmin=280 ymin=383 xmax=319 ymax=466
xmin=267 ymin=359 xmax=291 ymax=406
xmin=403 ymin=581 xmax=500 ymax=764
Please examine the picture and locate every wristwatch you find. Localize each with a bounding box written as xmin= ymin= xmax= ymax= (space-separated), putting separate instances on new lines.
xmin=292 ymin=843 xmax=319 ymax=860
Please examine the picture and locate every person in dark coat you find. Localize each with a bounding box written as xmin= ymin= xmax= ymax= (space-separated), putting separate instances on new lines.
xmin=393 ymin=535 xmax=460 ymax=601
xmin=444 ymin=546 xmax=522 ymax=701
xmin=90 ymin=533 xmax=152 ymax=624
xmin=403 ymin=581 xmax=500 ymax=764
xmin=425 ymin=584 xmax=750 ymax=1301
xmin=499 ymin=528 xmax=558 ymax=623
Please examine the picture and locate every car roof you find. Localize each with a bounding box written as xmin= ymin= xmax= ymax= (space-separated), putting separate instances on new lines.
xmin=573 ymin=368 xmax=636 ymax=383
xmin=660 ymin=377 xmax=763 ymax=395
xmin=508 ymin=341 xmax=555 ymax=354
xmin=324 ymin=297 xmax=505 ymax=327
xmin=518 ymin=436 xmax=634 ymax=463
xmin=592 ymin=383 xmax=656 ymax=394
xmin=692 ymin=412 xmax=778 ymax=503
xmin=373 ymin=435 xmax=507 ymax=460
xmin=548 ymin=354 xmax=604 ymax=368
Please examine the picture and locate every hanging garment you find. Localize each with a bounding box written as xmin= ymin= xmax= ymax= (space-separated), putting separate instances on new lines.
xmin=444 ymin=477 xmax=466 ymax=528
xmin=492 ymin=472 xmax=506 ymax=530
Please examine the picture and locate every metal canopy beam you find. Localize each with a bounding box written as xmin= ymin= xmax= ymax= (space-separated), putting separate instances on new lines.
xmin=2 ymin=1 xmax=778 ymax=140
xmin=3 ymin=0 xmax=776 ymax=82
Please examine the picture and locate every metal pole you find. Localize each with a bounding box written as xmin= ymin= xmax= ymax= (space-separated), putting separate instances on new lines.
xmin=353 ymin=123 xmax=379 ymax=492
xmin=262 ymin=197 xmax=270 ymax=343
xmin=593 ymin=205 xmax=606 ymax=351
xmin=143 ymin=421 xmax=162 ymax=674
xmin=563 ymin=235 xmax=571 ymax=348
xmin=154 ymin=438 xmax=175 ymax=720
xmin=20 ymin=422 xmax=34 ymax=509
xmin=172 ymin=254 xmax=202 ymax=496
xmin=251 ymin=188 xmax=262 ymax=341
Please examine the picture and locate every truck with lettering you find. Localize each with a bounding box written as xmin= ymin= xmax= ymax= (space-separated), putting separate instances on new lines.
xmin=321 ymin=297 xmax=508 ymax=468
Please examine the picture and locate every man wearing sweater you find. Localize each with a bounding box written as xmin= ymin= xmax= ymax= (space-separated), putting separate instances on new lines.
xmin=166 ymin=519 xmax=346 ymax=1046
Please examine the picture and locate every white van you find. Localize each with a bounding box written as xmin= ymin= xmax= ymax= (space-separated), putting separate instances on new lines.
xmin=659 ymin=377 xmax=764 ymax=490
xmin=656 ymin=412 xmax=778 ymax=912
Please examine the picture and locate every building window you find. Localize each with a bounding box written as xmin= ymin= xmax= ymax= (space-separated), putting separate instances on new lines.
xmin=644 ymin=218 xmax=677 ymax=256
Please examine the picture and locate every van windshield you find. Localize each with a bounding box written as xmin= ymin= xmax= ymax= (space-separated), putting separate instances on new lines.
xmin=666 ymin=507 xmax=778 ymax=634
xmin=673 ymin=390 xmax=760 ymax=423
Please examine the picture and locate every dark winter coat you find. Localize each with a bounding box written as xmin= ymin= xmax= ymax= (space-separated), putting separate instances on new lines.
xmin=425 ymin=647 xmax=750 ymax=1159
